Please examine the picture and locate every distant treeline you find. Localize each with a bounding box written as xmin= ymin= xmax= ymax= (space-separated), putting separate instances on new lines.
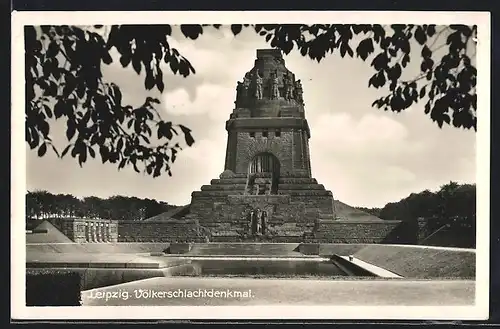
xmin=26 ymin=190 xmax=180 ymax=221
xmin=27 ymin=181 xmax=476 ymax=231
xmin=356 ymin=181 xmax=476 ymax=232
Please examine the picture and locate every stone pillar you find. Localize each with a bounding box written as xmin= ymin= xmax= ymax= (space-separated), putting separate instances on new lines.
xmin=91 ymin=222 xmax=97 ymax=243
xmin=95 ymin=223 xmax=100 ymax=242
xmin=106 ymin=223 xmax=110 ymax=242
xmin=84 ymin=222 xmax=90 ymax=243
xmin=104 ymin=223 xmax=108 ymax=242
xmin=98 ymin=222 xmax=104 ymax=242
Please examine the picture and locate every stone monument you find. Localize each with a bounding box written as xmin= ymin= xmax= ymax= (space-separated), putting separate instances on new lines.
xmin=183 ymin=49 xmax=339 ymax=242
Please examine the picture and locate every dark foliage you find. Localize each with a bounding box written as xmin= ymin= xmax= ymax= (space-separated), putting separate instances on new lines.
xmin=356 ymin=182 xmax=476 ymax=247
xmin=26 ymin=190 xmax=178 ymax=221
xmin=26 ymin=24 xmax=477 ymax=177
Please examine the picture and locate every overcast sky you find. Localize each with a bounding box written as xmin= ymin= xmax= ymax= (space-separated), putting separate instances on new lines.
xmin=26 ymin=25 xmax=477 ymax=208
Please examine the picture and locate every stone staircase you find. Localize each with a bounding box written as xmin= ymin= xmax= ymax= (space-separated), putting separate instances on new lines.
xmin=184 ymin=174 xmax=338 ymax=243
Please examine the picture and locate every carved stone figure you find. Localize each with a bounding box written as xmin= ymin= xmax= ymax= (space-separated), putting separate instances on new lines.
xmin=294 ymin=79 xmax=304 ymax=104
xmin=265 ymin=183 xmax=272 ymax=195
xmin=253 ymin=184 xmax=259 ymax=195
xmin=255 ymin=208 xmax=262 ymax=234
xmin=248 ymin=210 xmax=255 ymax=233
xmin=254 ymin=70 xmax=263 ymax=100
xmin=243 ymin=76 xmax=251 ymax=96
xmin=236 ymin=81 xmax=244 ymax=103
xmin=261 ymin=211 xmax=267 ymax=234
xmin=270 ymin=70 xmax=280 ymax=99
xmin=283 ymin=72 xmax=294 ymax=100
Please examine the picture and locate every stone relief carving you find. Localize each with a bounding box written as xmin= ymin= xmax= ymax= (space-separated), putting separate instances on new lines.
xmin=270 ymin=70 xmax=280 ymax=99
xmin=236 ymin=68 xmax=305 ymax=104
xmin=294 ymin=79 xmax=304 ymax=104
xmin=254 ymin=70 xmax=263 ymax=100
xmin=244 ymin=206 xmax=272 ymax=236
xmin=283 ymin=72 xmax=294 ymax=101
xmin=243 ymin=75 xmax=251 ymax=94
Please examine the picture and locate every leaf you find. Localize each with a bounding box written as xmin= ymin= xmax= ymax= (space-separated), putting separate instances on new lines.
xmin=180 ymin=25 xmax=203 ymax=40
xmin=346 ymin=45 xmax=354 ymax=57
xmin=156 ymin=73 xmax=165 ymax=93
xmin=119 ymin=54 xmax=131 ymax=67
xmin=112 ymin=84 xmax=122 ymax=106
xmin=101 ymin=47 xmax=113 ymax=65
xmin=63 ymin=74 xmax=77 ymax=98
xmin=145 ymin=72 xmax=155 ymax=90
xmin=414 ymin=26 xmax=427 ymax=45
xmin=171 ymin=148 xmax=178 ymax=163
xmin=179 ymin=124 xmax=195 ymax=146
xmin=443 ymin=113 xmax=451 ymax=124
xmin=356 ymin=38 xmax=374 ymax=61
xmin=88 ymin=146 xmax=96 ymax=158
xmin=43 ymin=105 xmax=53 ymax=118
xmin=46 ymin=41 xmax=60 ymax=58
xmin=132 ymin=55 xmax=142 ymax=74
xmin=37 ymin=143 xmax=47 ymax=157
xmin=421 ymin=45 xmax=432 ymax=58
xmin=118 ymin=158 xmax=127 ymax=169
xmin=388 ymin=63 xmax=402 ymax=81
xmin=231 ymin=24 xmax=243 ymax=36
xmin=340 ymin=43 xmax=347 ymax=57
xmin=426 ymin=71 xmax=433 ymax=81
xmin=99 ymin=145 xmax=109 ymax=163
xmin=66 ymin=121 xmax=76 ymax=140
xmin=371 ymin=53 xmax=389 ymax=71
xmin=61 ymin=144 xmax=71 ymax=157
xmin=117 ymin=138 xmax=124 ymax=151
xmin=402 ymin=54 xmax=410 ymax=68
xmin=169 ymin=56 xmax=179 ymax=74
xmin=78 ymin=149 xmax=87 ymax=167
xmin=134 ymin=120 xmax=142 ymax=134
xmin=426 ymin=25 xmax=436 ymax=37
xmin=419 ymin=85 xmax=427 ymax=99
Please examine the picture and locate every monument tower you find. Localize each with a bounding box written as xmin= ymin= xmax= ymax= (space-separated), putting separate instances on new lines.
xmin=185 ymin=49 xmax=337 ymax=241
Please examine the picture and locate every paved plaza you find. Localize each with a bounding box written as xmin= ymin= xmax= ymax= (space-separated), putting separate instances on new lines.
xmin=81 ymin=276 xmax=475 ymax=306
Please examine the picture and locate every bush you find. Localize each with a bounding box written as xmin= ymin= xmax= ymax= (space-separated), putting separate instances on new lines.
xmin=26 ymin=269 xmax=82 ymax=306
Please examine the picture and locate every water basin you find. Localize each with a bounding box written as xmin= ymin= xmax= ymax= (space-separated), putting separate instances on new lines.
xmin=175 ymin=259 xmax=349 ymax=277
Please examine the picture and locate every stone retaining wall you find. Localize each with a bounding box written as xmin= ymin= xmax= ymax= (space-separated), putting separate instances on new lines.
xmin=313 ymin=219 xmax=418 ymax=244
xmin=48 ymin=218 xmax=118 ymax=243
xmin=117 ymin=219 xmax=205 ymax=243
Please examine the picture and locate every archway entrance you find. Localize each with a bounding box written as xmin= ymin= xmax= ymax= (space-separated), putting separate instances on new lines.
xmin=245 ymin=152 xmax=280 ymax=195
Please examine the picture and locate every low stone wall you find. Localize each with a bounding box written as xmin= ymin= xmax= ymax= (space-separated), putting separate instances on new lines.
xmin=47 ymin=218 xmax=118 ymax=243
xmin=26 ymin=242 xmax=170 ymax=254
xmin=117 ymin=219 xmax=205 ymax=243
xmin=27 ymin=265 xmax=196 ymax=291
xmin=313 ymin=219 xmax=417 ymax=244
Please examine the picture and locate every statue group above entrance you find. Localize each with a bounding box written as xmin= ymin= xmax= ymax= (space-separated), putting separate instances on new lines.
xmin=234 ymin=51 xmax=306 ymax=106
